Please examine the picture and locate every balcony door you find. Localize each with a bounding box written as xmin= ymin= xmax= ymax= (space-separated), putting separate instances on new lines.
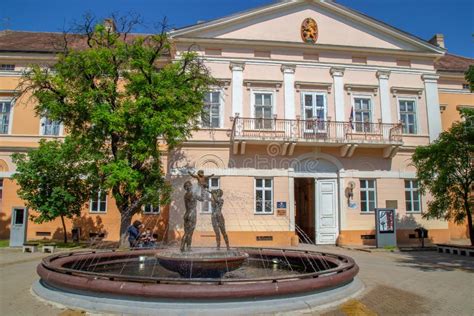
xmin=302 ymin=92 xmax=326 ymax=132
xmin=353 ymin=97 xmax=372 ymax=132
xmin=253 ymin=92 xmax=273 ymax=129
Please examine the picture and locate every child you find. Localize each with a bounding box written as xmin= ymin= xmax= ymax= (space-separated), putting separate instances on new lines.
xmin=188 ymin=169 xmax=214 ymax=188
xmin=141 ymin=228 xmax=156 ymax=248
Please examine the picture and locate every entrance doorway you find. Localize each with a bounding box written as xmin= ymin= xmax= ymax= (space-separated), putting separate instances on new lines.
xmin=294 ymin=178 xmax=315 ymax=243
xmin=10 ymin=207 xmax=27 ymax=247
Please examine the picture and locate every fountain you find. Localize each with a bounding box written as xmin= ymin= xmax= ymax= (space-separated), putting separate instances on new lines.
xmin=33 ymin=170 xmax=361 ymax=314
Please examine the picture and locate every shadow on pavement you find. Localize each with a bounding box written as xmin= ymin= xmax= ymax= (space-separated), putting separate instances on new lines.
xmin=395 ymin=251 xmax=474 ymax=273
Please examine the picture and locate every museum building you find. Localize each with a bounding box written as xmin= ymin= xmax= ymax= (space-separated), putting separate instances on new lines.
xmin=0 ymin=0 xmax=472 ymax=247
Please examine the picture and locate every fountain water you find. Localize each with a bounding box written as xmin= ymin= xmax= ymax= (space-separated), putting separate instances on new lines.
xmin=34 ymin=170 xmax=360 ymax=314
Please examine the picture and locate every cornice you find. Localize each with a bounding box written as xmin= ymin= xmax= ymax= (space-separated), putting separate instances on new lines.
xmin=174 ymin=37 xmax=442 ymax=59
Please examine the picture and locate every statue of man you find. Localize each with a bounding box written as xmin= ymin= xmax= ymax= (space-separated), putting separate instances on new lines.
xmin=209 ymin=189 xmax=230 ymax=250
xmin=180 ymin=180 xmax=205 ymax=252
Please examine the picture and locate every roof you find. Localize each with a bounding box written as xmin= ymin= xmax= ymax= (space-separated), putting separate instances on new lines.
xmin=0 ymin=30 xmax=86 ymax=53
xmin=0 ymin=30 xmax=148 ymax=54
xmin=435 ymin=53 xmax=474 ymax=73
xmin=171 ymin=0 xmax=445 ymax=55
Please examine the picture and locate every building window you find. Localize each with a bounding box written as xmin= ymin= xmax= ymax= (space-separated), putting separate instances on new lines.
xmin=399 ymin=99 xmax=417 ymax=134
xmin=202 ymin=177 xmax=220 ymax=213
xmin=405 ymin=180 xmax=421 ymax=212
xmin=255 ymin=178 xmax=273 ymax=214
xmin=0 ymin=100 xmax=12 ymax=134
xmin=0 ymin=64 xmax=15 ymax=71
xmin=360 ymin=179 xmax=376 ymax=212
xmin=353 ymin=97 xmax=372 ymax=132
xmin=253 ymin=92 xmax=273 ymax=129
xmin=302 ymin=92 xmax=326 ymax=131
xmin=0 ymin=178 xmax=3 ymax=201
xmin=202 ymin=91 xmax=221 ymax=128
xmin=41 ymin=117 xmax=61 ymax=136
xmin=90 ymin=191 xmax=107 ymax=213
xmin=143 ymin=203 xmax=160 ymax=214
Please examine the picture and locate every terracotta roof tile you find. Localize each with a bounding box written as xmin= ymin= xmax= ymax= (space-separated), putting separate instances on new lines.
xmin=0 ymin=30 xmax=148 ymax=53
xmin=435 ymin=53 xmax=474 ymax=73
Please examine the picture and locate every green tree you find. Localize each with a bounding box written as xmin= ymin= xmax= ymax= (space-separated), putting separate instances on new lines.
xmin=21 ymin=16 xmax=214 ymax=245
xmin=412 ymin=109 xmax=474 ymax=245
xmin=466 ymin=64 xmax=474 ymax=92
xmin=12 ymin=139 xmax=94 ymax=243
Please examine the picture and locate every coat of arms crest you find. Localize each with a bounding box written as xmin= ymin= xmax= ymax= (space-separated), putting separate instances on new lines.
xmin=301 ymin=18 xmax=318 ymax=44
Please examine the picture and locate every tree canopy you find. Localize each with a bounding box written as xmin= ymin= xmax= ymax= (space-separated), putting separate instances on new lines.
xmin=21 ymin=16 xmax=215 ymax=244
xmin=12 ymin=139 xmax=95 ymax=243
xmin=412 ymin=108 xmax=474 ymax=245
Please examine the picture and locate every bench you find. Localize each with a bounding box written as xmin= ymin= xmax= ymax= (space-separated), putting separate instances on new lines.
xmin=22 ymin=243 xmax=39 ymax=253
xmin=436 ymin=244 xmax=474 ymax=257
xmin=42 ymin=243 xmax=57 ymax=253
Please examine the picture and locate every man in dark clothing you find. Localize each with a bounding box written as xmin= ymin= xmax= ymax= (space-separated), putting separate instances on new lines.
xmin=128 ymin=220 xmax=142 ymax=248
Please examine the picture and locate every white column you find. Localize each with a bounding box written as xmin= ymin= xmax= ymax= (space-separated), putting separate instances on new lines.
xmin=330 ymin=67 xmax=345 ymax=122
xmin=330 ymin=67 xmax=345 ymax=139
xmin=288 ymin=169 xmax=295 ymax=232
xmin=281 ymin=64 xmax=296 ymax=119
xmin=377 ymin=70 xmax=391 ymax=124
xmin=230 ymin=62 xmax=245 ymax=116
xmin=422 ymin=74 xmax=442 ymax=142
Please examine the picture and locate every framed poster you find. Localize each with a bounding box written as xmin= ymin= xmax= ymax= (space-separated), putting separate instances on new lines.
xmin=378 ymin=209 xmax=394 ymax=233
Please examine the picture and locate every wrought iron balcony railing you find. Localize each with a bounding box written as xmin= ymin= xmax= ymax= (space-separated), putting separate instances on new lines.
xmin=230 ymin=116 xmax=403 ymax=144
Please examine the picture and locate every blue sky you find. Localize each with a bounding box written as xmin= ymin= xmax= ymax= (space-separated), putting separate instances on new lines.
xmin=1 ymin=0 xmax=473 ymax=57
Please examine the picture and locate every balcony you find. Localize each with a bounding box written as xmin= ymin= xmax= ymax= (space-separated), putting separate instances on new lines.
xmin=230 ymin=116 xmax=403 ymax=158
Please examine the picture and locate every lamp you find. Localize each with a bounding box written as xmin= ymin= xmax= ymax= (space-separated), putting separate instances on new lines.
xmin=346 ymin=181 xmax=355 ymax=206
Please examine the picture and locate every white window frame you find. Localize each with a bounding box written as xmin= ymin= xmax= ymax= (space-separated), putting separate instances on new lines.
xmin=250 ymin=89 xmax=277 ymax=129
xmin=405 ymin=180 xmax=421 ymax=213
xmin=360 ymin=179 xmax=377 ymax=213
xmin=89 ymin=190 xmax=107 ymax=213
xmin=301 ymin=91 xmax=327 ymax=132
xmin=0 ymin=98 xmax=14 ymax=135
xmin=200 ymin=177 xmax=220 ymax=214
xmin=254 ymin=177 xmax=273 ymax=214
xmin=397 ymin=97 xmax=419 ymax=135
xmin=143 ymin=203 xmax=160 ymax=215
xmin=352 ymin=95 xmax=374 ymax=133
xmin=201 ymin=89 xmax=225 ymax=129
xmin=39 ymin=116 xmax=63 ymax=136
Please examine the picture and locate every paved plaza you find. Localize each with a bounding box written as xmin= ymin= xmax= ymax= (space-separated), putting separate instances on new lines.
xmin=0 ymin=245 xmax=473 ymax=315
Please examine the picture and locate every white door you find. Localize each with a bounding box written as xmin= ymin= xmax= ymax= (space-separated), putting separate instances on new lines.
xmin=316 ymin=179 xmax=338 ymax=244
xmin=10 ymin=207 xmax=28 ymax=247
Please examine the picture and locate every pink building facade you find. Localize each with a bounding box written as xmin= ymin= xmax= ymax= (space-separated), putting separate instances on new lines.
xmin=166 ymin=0 xmax=449 ymax=246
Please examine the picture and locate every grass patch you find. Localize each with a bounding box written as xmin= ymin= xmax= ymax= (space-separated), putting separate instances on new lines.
xmin=383 ymin=245 xmax=398 ymax=251
xmin=0 ymin=240 xmax=9 ymax=248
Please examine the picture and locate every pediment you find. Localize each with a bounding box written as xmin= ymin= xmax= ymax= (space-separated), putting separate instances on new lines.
xmin=173 ymin=1 xmax=443 ymax=54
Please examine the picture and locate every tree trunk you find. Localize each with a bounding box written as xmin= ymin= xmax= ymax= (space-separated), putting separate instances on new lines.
xmin=119 ymin=212 xmax=132 ymax=248
xmin=465 ymin=200 xmax=474 ymax=246
xmin=60 ymin=215 xmax=68 ymax=244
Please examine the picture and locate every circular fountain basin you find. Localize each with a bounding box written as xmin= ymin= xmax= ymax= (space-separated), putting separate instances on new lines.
xmin=36 ymin=247 xmax=359 ymax=300
xmin=156 ymin=249 xmax=249 ymax=278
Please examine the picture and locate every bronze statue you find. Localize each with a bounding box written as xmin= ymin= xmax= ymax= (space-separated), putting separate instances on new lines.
xmin=209 ymin=189 xmax=230 ymax=250
xmin=180 ymin=180 xmax=205 ymax=252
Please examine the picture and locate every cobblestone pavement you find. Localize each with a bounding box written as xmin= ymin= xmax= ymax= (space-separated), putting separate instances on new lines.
xmin=0 ymin=246 xmax=473 ymax=315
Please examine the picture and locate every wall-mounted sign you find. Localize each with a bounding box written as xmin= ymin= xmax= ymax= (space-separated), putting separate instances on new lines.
xmin=301 ymin=18 xmax=318 ymax=44
xmin=277 ymin=209 xmax=287 ymax=216
xmin=277 ymin=201 xmax=287 ymax=209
